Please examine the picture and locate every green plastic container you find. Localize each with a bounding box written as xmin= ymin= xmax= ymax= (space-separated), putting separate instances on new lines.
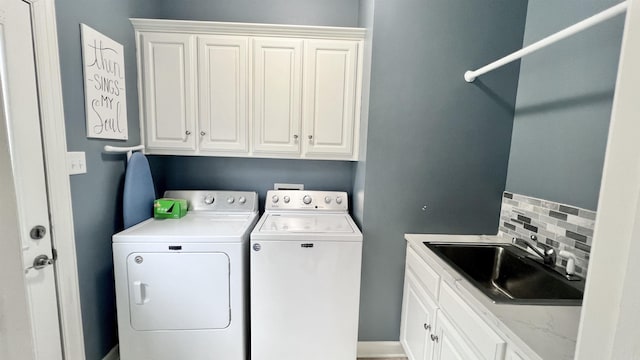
xmin=153 ymin=198 xmax=188 ymax=219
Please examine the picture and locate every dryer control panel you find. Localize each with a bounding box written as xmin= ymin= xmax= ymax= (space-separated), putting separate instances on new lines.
xmin=265 ymin=190 xmax=348 ymax=211
xmin=164 ymin=190 xmax=258 ymax=212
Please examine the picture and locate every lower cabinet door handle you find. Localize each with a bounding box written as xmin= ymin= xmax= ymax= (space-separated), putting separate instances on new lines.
xmin=430 ymin=334 xmax=439 ymax=342
xmin=424 ymin=323 xmax=431 ymax=331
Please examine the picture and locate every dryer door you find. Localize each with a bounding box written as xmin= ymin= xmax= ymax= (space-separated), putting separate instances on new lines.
xmin=126 ymin=252 xmax=230 ymax=331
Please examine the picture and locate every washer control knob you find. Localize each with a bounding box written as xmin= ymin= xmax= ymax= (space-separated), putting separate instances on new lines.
xmin=227 ymin=196 xmax=235 ymax=204
xmin=272 ymin=195 xmax=279 ymax=203
xmin=336 ymin=196 xmax=343 ymax=205
xmin=324 ymin=196 xmax=332 ymax=204
xmin=303 ymin=195 xmax=312 ymax=205
xmin=204 ymin=194 xmax=215 ymax=204
xmin=283 ymin=196 xmax=290 ymax=204
xmin=238 ymin=196 xmax=246 ymax=204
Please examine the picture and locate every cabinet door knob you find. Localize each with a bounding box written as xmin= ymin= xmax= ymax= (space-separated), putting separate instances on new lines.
xmin=185 ymin=130 xmax=191 ymax=136
xmin=424 ymin=323 xmax=431 ymax=331
xmin=200 ymin=131 xmax=206 ymax=136
xmin=308 ymin=135 xmax=313 ymax=139
xmin=293 ymin=134 xmax=299 ymax=139
xmin=430 ymin=334 xmax=439 ymax=343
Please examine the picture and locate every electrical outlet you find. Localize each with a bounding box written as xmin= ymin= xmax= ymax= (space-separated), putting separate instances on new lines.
xmin=67 ymin=151 xmax=87 ymax=175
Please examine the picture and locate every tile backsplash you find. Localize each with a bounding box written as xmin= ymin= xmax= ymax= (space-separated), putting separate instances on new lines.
xmin=497 ymin=192 xmax=596 ymax=277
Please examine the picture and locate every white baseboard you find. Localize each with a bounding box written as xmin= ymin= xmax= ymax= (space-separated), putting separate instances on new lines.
xmin=102 ymin=345 xmax=119 ymax=360
xmin=357 ymin=341 xmax=406 ymax=358
xmin=103 ymin=342 xmax=403 ymax=359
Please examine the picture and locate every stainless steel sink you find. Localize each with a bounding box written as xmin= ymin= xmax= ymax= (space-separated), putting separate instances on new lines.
xmin=424 ymin=242 xmax=584 ymax=305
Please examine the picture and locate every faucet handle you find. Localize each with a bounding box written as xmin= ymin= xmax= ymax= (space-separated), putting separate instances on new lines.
xmin=559 ymin=250 xmax=577 ymax=275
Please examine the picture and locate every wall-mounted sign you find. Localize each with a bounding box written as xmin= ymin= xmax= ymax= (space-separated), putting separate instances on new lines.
xmin=81 ymin=24 xmax=128 ymax=140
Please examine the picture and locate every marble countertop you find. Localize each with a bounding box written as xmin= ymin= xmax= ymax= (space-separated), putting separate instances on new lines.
xmin=404 ymin=234 xmax=582 ymax=360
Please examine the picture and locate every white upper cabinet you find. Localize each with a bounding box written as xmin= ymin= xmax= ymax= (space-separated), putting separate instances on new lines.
xmin=303 ymin=40 xmax=359 ymax=158
xmin=132 ymin=19 xmax=365 ymax=160
xmin=139 ymin=32 xmax=196 ymax=151
xmin=197 ymin=35 xmax=249 ymax=153
xmin=252 ymin=38 xmax=303 ymax=155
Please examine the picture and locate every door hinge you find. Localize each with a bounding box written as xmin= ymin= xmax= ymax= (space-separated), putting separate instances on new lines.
xmin=52 ymin=248 xmax=58 ymax=261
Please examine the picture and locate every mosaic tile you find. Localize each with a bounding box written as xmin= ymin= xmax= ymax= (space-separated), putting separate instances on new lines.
xmin=517 ymin=215 xmax=531 ymax=224
xmin=566 ymin=230 xmax=588 ymax=243
xmin=556 ymin=220 xmax=579 ymax=233
xmin=549 ymin=210 xmax=568 ymax=221
xmin=567 ymin=214 xmax=596 ymax=229
xmin=579 ymin=209 xmax=597 ymax=220
xmin=574 ymin=242 xmax=591 ymax=253
xmin=577 ymin=226 xmax=594 ymax=237
xmin=499 ymin=192 xmax=597 ymax=277
xmin=559 ymin=205 xmax=580 ymax=215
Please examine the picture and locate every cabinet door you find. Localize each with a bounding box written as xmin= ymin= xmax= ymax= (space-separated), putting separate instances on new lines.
xmin=252 ymin=38 xmax=303 ymax=155
xmin=505 ymin=348 xmax=526 ymax=360
xmin=401 ymin=270 xmax=438 ymax=360
xmin=140 ymin=32 xmax=196 ymax=150
xmin=439 ymin=282 xmax=506 ymax=360
xmin=197 ymin=35 xmax=249 ymax=153
xmin=432 ymin=311 xmax=478 ymax=360
xmin=303 ymin=40 xmax=359 ymax=158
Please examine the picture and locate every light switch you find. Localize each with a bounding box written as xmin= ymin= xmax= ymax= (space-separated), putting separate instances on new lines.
xmin=67 ymin=151 xmax=87 ymax=175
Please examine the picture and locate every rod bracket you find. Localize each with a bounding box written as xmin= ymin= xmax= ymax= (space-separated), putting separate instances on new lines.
xmin=464 ymin=71 xmax=476 ymax=83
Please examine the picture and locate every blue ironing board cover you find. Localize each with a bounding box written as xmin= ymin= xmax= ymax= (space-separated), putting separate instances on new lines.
xmin=123 ymin=152 xmax=155 ymax=228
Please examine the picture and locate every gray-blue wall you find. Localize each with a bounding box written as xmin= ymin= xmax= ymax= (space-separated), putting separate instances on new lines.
xmin=55 ymin=1 xmax=158 ymax=358
xmin=149 ymin=156 xmax=355 ymax=210
xmin=157 ymin=0 xmax=359 ymax=27
xmin=56 ymin=0 xmax=530 ymax=355
xmin=358 ymin=0 xmax=528 ymax=340
xmin=505 ymin=0 xmax=625 ymax=211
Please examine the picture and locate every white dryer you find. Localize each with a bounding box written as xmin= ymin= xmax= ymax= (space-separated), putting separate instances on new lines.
xmin=250 ymin=190 xmax=363 ymax=360
xmin=113 ymin=190 xmax=258 ymax=360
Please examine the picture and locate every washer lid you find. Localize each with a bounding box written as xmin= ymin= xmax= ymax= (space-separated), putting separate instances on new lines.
xmin=258 ymin=213 xmax=356 ymax=233
xmin=113 ymin=212 xmax=257 ymax=242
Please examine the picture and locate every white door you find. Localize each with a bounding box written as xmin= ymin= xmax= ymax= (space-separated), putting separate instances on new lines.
xmin=400 ymin=271 xmax=438 ymax=360
xmin=197 ymin=35 xmax=249 ymax=153
xmin=252 ymin=37 xmax=303 ymax=156
xmin=126 ymin=252 xmax=231 ymax=330
xmin=303 ymin=39 xmax=358 ymax=158
xmin=0 ymin=0 xmax=63 ymax=359
xmin=141 ymin=32 xmax=196 ymax=151
xmin=432 ymin=311 xmax=477 ymax=360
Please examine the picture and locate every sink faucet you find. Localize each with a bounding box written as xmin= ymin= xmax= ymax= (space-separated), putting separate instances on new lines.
xmin=513 ymin=236 xmax=557 ymax=266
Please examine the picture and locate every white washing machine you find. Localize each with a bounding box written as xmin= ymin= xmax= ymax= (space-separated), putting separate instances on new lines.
xmin=250 ymin=190 xmax=363 ymax=360
xmin=113 ymin=190 xmax=258 ymax=360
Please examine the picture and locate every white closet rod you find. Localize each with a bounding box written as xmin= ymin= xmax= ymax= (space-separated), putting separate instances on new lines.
xmin=464 ymin=1 xmax=628 ymax=83
xmin=104 ymin=145 xmax=145 ymax=161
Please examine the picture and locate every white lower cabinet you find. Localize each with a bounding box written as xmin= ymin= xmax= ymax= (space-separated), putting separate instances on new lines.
xmin=401 ymin=245 xmax=520 ymax=360
xmin=433 ymin=310 xmax=478 ymax=360
xmin=505 ymin=347 xmax=526 ymax=360
xmin=401 ymin=270 xmax=438 ymax=360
